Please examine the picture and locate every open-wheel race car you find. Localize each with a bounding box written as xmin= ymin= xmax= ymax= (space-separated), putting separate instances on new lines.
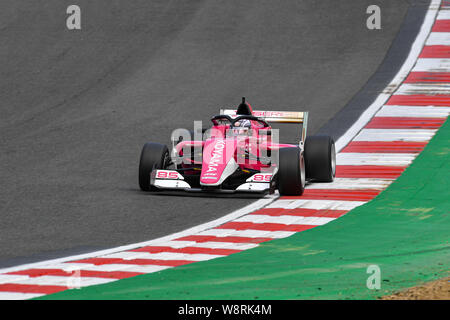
xmin=139 ymin=98 xmax=336 ymax=196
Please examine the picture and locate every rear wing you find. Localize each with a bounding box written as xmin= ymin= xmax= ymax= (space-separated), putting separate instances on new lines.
xmin=219 ymin=109 xmax=309 ymax=143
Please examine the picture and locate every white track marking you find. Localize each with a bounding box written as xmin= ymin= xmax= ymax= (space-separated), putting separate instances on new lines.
xmin=396 ymin=83 xmax=450 ymax=95
xmin=189 ymin=242 xmax=258 ymax=250
xmin=266 ymin=199 xmax=366 ymax=211
xmin=102 ymin=251 xmax=223 ymax=262
xmin=37 ymin=263 xmax=139 ymax=272
xmin=426 ymin=32 xmax=450 ymax=45
xmin=336 ymin=153 xmax=416 ymax=166
xmin=0 ymin=275 xmax=29 ymax=284
xmin=36 ymin=263 xmax=170 ymax=274
xmin=107 ymin=265 xmax=172 ymax=273
xmin=307 ymin=178 xmax=393 ymax=190
xmin=10 ymin=275 xmax=115 ymax=287
xmin=149 ymin=240 xmax=258 ymax=250
xmin=354 ymin=129 xmax=437 ymax=142
xmin=235 ymin=215 xmax=335 ymax=226
xmin=37 ymin=263 xmax=133 ymax=272
xmin=0 ymin=292 xmax=44 ymax=300
xmin=146 ymin=240 xmax=196 ymax=248
xmin=376 ymin=106 xmax=450 ymax=118
xmin=197 ymin=229 xmax=295 ymax=239
xmin=335 ymin=0 xmax=441 ymax=151
xmin=413 ymin=58 xmax=450 ymax=72
xmin=437 ymin=9 xmax=450 ymax=19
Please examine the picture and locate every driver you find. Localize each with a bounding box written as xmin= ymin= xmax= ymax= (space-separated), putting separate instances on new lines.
xmin=231 ymin=119 xmax=251 ymax=136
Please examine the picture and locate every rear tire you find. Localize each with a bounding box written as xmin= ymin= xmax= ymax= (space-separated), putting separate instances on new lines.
xmin=304 ymin=135 xmax=336 ymax=182
xmin=139 ymin=142 xmax=169 ymax=191
xmin=277 ymin=147 xmax=305 ymax=196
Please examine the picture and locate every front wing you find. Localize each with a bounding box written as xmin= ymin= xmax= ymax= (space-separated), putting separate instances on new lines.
xmin=150 ymin=169 xmax=273 ymax=193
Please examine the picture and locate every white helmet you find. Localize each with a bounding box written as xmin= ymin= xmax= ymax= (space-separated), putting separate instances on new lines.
xmin=230 ymin=119 xmax=251 ymax=136
xmin=234 ymin=119 xmax=251 ymax=128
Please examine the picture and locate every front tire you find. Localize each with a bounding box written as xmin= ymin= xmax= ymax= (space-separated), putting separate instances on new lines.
xmin=277 ymin=147 xmax=305 ymax=196
xmin=304 ymin=135 xmax=336 ymax=182
xmin=139 ymin=142 xmax=169 ymax=191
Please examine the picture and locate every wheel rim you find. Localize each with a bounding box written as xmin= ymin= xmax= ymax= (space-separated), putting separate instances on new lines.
xmin=331 ymin=143 xmax=336 ymax=177
xmin=300 ymin=153 xmax=306 ymax=188
xmin=162 ymin=151 xmax=169 ymax=169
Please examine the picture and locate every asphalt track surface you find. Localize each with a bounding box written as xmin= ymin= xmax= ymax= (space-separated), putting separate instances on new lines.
xmin=0 ymin=0 xmax=428 ymax=268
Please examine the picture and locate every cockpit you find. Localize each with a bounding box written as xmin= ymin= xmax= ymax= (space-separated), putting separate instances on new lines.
xmin=210 ymin=115 xmax=269 ymax=138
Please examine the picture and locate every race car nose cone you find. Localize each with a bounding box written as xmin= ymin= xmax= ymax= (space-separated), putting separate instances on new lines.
xmin=200 ymin=138 xmax=238 ymax=186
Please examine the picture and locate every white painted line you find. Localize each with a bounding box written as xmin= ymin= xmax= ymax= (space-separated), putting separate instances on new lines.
xmin=190 ymin=242 xmax=258 ymax=250
xmin=145 ymin=240 xmax=195 ymax=248
xmin=266 ymin=199 xmax=366 ymax=211
xmin=437 ymin=9 xmax=450 ymax=20
xmin=334 ymin=0 xmax=441 ymax=151
xmin=0 ymin=274 xmax=29 ymax=284
xmin=36 ymin=263 xmax=171 ymax=274
xmin=150 ymin=240 xmax=258 ymax=250
xmin=36 ymin=263 xmax=129 ymax=272
xmin=197 ymin=228 xmax=296 ymax=239
xmin=413 ymin=58 xmax=450 ymax=72
xmin=396 ymin=83 xmax=450 ymax=95
xmin=0 ymin=292 xmax=44 ymax=300
xmin=235 ymin=214 xmax=335 ymax=226
xmin=376 ymin=105 xmax=450 ymax=118
xmin=336 ymin=153 xmax=416 ymax=166
xmin=354 ymin=129 xmax=437 ymax=142
xmin=307 ymin=178 xmax=393 ymax=190
xmin=108 ymin=265 xmax=171 ymax=273
xmin=102 ymin=251 xmax=223 ymax=262
xmin=10 ymin=275 xmax=115 ymax=287
xmin=426 ymin=32 xmax=450 ymax=45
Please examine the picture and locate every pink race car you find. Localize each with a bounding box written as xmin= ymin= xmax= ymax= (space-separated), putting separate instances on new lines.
xmin=139 ymin=98 xmax=335 ymax=196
